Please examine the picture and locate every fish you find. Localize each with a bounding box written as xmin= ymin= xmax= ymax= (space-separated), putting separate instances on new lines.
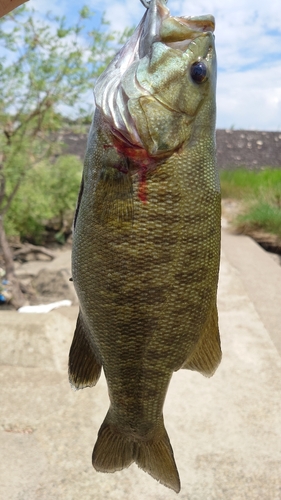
xmin=69 ymin=0 xmax=221 ymax=493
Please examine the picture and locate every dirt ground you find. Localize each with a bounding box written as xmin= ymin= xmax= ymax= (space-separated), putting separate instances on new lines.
xmin=0 ymin=246 xmax=76 ymax=309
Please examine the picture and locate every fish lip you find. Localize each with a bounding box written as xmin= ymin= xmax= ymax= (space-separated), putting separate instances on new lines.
xmin=175 ymin=15 xmax=215 ymax=34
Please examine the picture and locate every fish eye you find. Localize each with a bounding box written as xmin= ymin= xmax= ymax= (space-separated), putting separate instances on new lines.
xmin=190 ymin=62 xmax=207 ymax=84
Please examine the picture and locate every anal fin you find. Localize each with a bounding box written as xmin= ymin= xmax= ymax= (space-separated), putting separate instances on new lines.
xmin=182 ymin=303 xmax=222 ymax=377
xmin=69 ymin=311 xmax=102 ymax=390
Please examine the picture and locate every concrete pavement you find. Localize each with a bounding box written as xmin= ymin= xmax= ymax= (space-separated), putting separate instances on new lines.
xmin=0 ymin=229 xmax=281 ymax=500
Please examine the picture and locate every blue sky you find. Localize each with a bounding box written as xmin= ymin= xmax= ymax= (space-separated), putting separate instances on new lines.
xmin=27 ymin=0 xmax=281 ymax=131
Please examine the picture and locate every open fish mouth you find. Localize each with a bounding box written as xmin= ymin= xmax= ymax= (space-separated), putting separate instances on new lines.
xmin=139 ymin=0 xmax=215 ymax=55
xmin=160 ymin=15 xmax=215 ymax=51
xmin=115 ymin=0 xmax=216 ymax=63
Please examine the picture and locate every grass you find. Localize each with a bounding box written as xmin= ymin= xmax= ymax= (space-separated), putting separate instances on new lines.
xmin=220 ymin=168 xmax=281 ymax=239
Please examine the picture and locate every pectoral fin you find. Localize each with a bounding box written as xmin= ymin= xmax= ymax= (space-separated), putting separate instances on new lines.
xmin=69 ymin=311 xmax=102 ymax=389
xmin=95 ymin=167 xmax=134 ymax=225
xmin=182 ymin=303 xmax=221 ymax=377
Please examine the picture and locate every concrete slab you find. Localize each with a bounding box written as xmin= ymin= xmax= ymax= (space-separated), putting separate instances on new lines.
xmin=0 ymin=231 xmax=281 ymax=499
xmin=221 ymin=229 xmax=281 ymax=356
xmin=0 ymin=308 xmax=78 ymax=371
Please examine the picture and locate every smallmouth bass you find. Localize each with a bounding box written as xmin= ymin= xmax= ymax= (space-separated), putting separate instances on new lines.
xmin=69 ymin=0 xmax=221 ymax=493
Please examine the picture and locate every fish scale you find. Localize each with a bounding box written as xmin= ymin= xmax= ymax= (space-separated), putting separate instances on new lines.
xmin=69 ymin=0 xmax=221 ymax=493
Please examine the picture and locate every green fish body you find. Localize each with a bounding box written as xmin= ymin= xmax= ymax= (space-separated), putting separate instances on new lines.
xmin=69 ymin=0 xmax=221 ymax=493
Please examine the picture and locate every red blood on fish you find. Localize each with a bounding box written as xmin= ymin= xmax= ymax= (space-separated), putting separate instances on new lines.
xmin=138 ymin=167 xmax=148 ymax=203
xmin=111 ymin=135 xmax=151 ymax=203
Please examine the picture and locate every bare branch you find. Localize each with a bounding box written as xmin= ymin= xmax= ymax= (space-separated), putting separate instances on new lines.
xmin=13 ymin=243 xmax=56 ymax=261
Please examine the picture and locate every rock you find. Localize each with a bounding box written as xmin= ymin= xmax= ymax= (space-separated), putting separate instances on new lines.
xmin=31 ymin=269 xmax=78 ymax=305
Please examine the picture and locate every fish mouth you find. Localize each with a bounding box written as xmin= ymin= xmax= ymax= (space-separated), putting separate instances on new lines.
xmin=160 ymin=16 xmax=215 ymax=51
xmin=139 ymin=0 xmax=215 ymax=56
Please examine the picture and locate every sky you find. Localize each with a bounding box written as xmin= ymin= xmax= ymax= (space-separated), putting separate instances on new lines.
xmin=27 ymin=0 xmax=281 ymax=131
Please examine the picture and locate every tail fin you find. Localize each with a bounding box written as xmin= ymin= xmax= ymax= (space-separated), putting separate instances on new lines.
xmin=134 ymin=426 xmax=181 ymax=493
xmin=92 ymin=410 xmax=180 ymax=493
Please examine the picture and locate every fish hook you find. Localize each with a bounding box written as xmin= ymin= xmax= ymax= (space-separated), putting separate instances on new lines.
xmin=140 ymin=0 xmax=168 ymax=8
xmin=140 ymin=0 xmax=150 ymax=7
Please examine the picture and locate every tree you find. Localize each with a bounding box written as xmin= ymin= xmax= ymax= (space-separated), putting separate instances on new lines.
xmin=4 ymin=154 xmax=83 ymax=244
xmin=0 ymin=5 xmax=129 ymax=308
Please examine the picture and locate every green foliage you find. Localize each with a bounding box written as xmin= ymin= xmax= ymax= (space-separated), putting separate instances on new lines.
xmin=0 ymin=5 xmax=121 ymax=122
xmin=0 ymin=5 xmax=130 ymax=243
xmin=220 ymin=168 xmax=281 ymax=238
xmin=220 ymin=168 xmax=281 ymax=200
xmin=237 ymin=203 xmax=281 ymax=239
xmin=5 ymin=155 xmax=82 ymax=242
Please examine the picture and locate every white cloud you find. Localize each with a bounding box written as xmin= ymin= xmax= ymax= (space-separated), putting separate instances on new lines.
xmin=87 ymin=0 xmax=144 ymax=31
xmin=218 ymin=64 xmax=281 ymax=131
xmin=28 ymin=0 xmax=67 ymax=17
